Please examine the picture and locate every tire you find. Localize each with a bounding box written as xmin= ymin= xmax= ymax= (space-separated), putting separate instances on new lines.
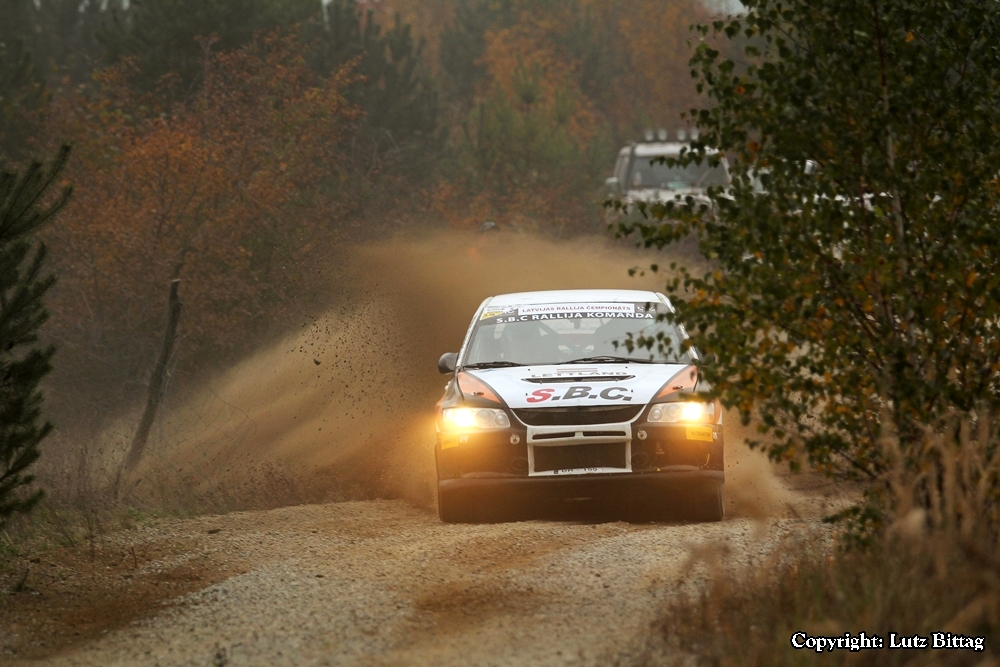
xmin=688 ymin=485 xmax=725 ymax=522
xmin=437 ymin=484 xmax=474 ymax=523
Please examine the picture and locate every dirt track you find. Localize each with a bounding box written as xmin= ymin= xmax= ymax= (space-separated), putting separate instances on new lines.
xmin=5 ymin=496 xmax=835 ymax=667
xmin=3 ymin=233 xmax=845 ymax=665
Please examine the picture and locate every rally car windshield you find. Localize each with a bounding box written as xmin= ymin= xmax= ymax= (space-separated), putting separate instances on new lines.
xmin=629 ymin=158 xmax=729 ymax=190
xmin=464 ymin=302 xmax=693 ymax=367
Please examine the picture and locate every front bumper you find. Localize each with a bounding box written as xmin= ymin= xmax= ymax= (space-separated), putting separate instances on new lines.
xmin=438 ymin=467 xmax=723 ymax=498
xmin=436 ymin=419 xmax=724 ymax=493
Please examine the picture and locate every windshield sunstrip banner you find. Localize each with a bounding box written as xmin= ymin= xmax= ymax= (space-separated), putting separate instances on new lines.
xmin=480 ymin=302 xmax=658 ymax=322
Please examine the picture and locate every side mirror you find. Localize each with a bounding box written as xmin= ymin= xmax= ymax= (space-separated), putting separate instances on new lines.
xmin=437 ymin=352 xmax=457 ymax=375
xmin=605 ymin=176 xmax=620 ymax=195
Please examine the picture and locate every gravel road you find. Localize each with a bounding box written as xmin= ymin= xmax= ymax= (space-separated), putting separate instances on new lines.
xmin=1 ymin=236 xmax=846 ymax=666
xmin=8 ymin=497 xmax=833 ymax=667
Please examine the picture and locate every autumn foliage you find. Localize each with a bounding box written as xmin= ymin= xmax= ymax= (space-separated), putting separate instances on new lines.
xmin=42 ymin=32 xmax=357 ymax=416
xmin=431 ymin=0 xmax=714 ymax=232
xmin=2 ymin=0 xmax=728 ymax=464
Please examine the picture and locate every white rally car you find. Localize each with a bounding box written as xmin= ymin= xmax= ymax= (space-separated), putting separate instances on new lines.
xmin=435 ymin=289 xmax=724 ymax=522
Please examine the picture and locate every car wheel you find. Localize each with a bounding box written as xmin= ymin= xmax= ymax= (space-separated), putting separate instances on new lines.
xmin=437 ymin=485 xmax=474 ymax=523
xmin=688 ymin=485 xmax=725 ymax=522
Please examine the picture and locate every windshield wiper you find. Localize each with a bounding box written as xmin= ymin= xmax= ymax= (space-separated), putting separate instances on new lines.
xmin=559 ymin=356 xmax=657 ymax=365
xmin=462 ymin=361 xmax=526 ymax=369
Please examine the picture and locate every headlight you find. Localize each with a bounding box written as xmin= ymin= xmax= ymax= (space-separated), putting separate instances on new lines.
xmin=647 ymin=401 xmax=714 ymax=423
xmin=442 ymin=407 xmax=511 ymax=430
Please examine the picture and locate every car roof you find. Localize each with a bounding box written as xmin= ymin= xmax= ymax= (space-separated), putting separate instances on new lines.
xmin=632 ymin=142 xmax=689 ymax=157
xmin=486 ymin=289 xmax=665 ymax=306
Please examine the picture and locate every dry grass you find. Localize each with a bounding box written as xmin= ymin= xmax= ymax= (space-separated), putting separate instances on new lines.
xmin=641 ymin=411 xmax=1000 ymax=666
xmin=642 ymin=535 xmax=998 ymax=666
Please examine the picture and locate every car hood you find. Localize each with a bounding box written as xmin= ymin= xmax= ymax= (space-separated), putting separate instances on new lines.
xmin=465 ymin=363 xmax=695 ymax=409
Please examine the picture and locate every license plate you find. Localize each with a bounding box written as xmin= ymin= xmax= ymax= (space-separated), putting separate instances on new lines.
xmin=685 ymin=425 xmax=713 ymax=442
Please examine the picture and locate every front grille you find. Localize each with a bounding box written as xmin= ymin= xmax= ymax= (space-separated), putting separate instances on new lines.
xmin=514 ymin=405 xmax=642 ymax=426
xmin=533 ymin=442 xmax=627 ymax=472
xmin=531 ymin=429 xmax=629 ymax=440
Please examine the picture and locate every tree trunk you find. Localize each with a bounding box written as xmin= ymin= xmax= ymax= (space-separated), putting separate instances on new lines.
xmin=123 ymin=279 xmax=182 ymax=472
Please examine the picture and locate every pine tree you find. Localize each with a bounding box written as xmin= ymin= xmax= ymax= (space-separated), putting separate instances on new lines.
xmin=0 ymin=24 xmax=47 ymax=162
xmin=99 ymin=0 xmax=316 ymax=92
xmin=308 ymin=0 xmax=440 ymax=169
xmin=0 ymin=146 xmax=71 ymax=526
xmin=439 ymin=0 xmax=516 ymax=104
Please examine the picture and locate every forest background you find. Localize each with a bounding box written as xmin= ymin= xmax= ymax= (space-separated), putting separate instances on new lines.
xmin=0 ymin=0 xmax=726 ymax=503
xmin=5 ymin=4 xmax=1000 ymax=662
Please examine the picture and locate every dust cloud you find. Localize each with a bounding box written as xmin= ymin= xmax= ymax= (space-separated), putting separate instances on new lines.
xmin=721 ymin=415 xmax=806 ymax=518
xmin=129 ymin=231 xmax=799 ymax=518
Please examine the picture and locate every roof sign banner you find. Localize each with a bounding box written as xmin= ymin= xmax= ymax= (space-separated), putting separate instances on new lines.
xmin=480 ymin=302 xmax=658 ymax=322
